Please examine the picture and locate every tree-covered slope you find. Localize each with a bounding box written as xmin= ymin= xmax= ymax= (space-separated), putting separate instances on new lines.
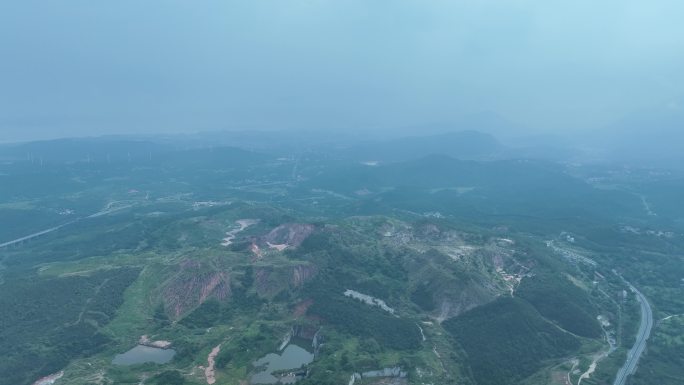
xmin=443 ymin=297 xmax=580 ymax=385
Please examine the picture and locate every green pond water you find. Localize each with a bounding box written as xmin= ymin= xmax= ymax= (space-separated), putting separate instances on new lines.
xmin=112 ymin=345 xmax=176 ymax=365
xmin=250 ymin=344 xmax=313 ymax=384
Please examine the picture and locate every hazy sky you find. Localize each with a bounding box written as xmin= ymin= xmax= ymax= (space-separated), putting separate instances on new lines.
xmin=1 ymin=0 xmax=683 ymax=142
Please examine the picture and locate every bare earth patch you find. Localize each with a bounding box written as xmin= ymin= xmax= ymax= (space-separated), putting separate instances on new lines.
xmin=221 ymin=219 xmax=259 ymax=246
xmin=139 ymin=335 xmax=172 ymax=349
xmin=31 ymin=371 xmax=63 ymax=385
xmin=267 ymin=242 xmax=288 ymax=251
xmin=205 ymin=344 xmax=221 ymax=384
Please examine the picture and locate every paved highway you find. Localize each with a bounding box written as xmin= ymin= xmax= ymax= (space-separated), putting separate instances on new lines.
xmin=0 ymin=223 xmax=72 ymax=249
xmin=613 ymin=280 xmax=653 ymax=385
xmin=0 ymin=204 xmax=133 ymax=249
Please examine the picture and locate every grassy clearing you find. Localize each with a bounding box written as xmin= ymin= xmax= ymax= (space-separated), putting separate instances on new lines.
xmin=104 ymin=264 xmax=164 ymax=343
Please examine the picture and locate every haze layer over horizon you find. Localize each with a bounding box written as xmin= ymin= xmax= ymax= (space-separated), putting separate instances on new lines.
xmin=1 ymin=0 xmax=683 ymax=142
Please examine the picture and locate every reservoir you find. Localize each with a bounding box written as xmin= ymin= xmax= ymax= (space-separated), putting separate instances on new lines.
xmin=250 ymin=344 xmax=314 ymax=384
xmin=112 ymin=345 xmax=176 ymax=365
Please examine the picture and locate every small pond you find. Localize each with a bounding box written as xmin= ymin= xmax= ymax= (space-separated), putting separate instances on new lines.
xmin=250 ymin=344 xmax=314 ymax=384
xmin=112 ymin=345 xmax=176 ymax=365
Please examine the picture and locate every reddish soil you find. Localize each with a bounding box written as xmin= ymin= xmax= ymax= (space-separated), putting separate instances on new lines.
xmin=205 ymin=345 xmax=221 ymax=384
xmin=162 ymin=259 xmax=231 ymax=318
xmin=260 ymin=223 xmax=314 ymax=248
xmin=293 ymin=299 xmax=313 ymax=317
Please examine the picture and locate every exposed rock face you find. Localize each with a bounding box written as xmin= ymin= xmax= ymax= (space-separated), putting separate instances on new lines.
xmin=139 ymin=335 xmax=172 ymax=349
xmin=254 ymin=268 xmax=273 ymax=296
xmin=162 ymin=259 xmax=231 ymax=318
xmin=405 ymin=247 xmax=499 ymax=320
xmin=435 ymin=292 xmax=483 ymax=323
xmin=248 ymin=223 xmax=314 ymax=259
xmin=254 ymin=264 xmax=317 ymax=298
xmin=376 ymin=220 xmax=529 ymax=322
xmin=260 ymin=223 xmax=314 ymax=248
xmin=292 ymin=324 xmax=319 ymax=340
xmin=292 ymin=264 xmax=317 ymax=287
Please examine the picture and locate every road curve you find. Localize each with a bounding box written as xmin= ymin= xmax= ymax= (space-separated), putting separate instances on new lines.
xmin=613 ymin=280 xmax=653 ymax=385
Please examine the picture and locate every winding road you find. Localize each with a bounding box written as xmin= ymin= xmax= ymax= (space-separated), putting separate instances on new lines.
xmin=612 ymin=280 xmax=653 ymax=385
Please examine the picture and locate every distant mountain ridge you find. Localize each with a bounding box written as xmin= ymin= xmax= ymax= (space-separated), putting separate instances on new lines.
xmin=0 ymin=138 xmax=171 ymax=163
xmin=338 ymin=130 xmax=506 ymax=162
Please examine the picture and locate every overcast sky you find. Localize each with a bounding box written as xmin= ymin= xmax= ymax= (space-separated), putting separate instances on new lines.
xmin=1 ymin=0 xmax=683 ymax=142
